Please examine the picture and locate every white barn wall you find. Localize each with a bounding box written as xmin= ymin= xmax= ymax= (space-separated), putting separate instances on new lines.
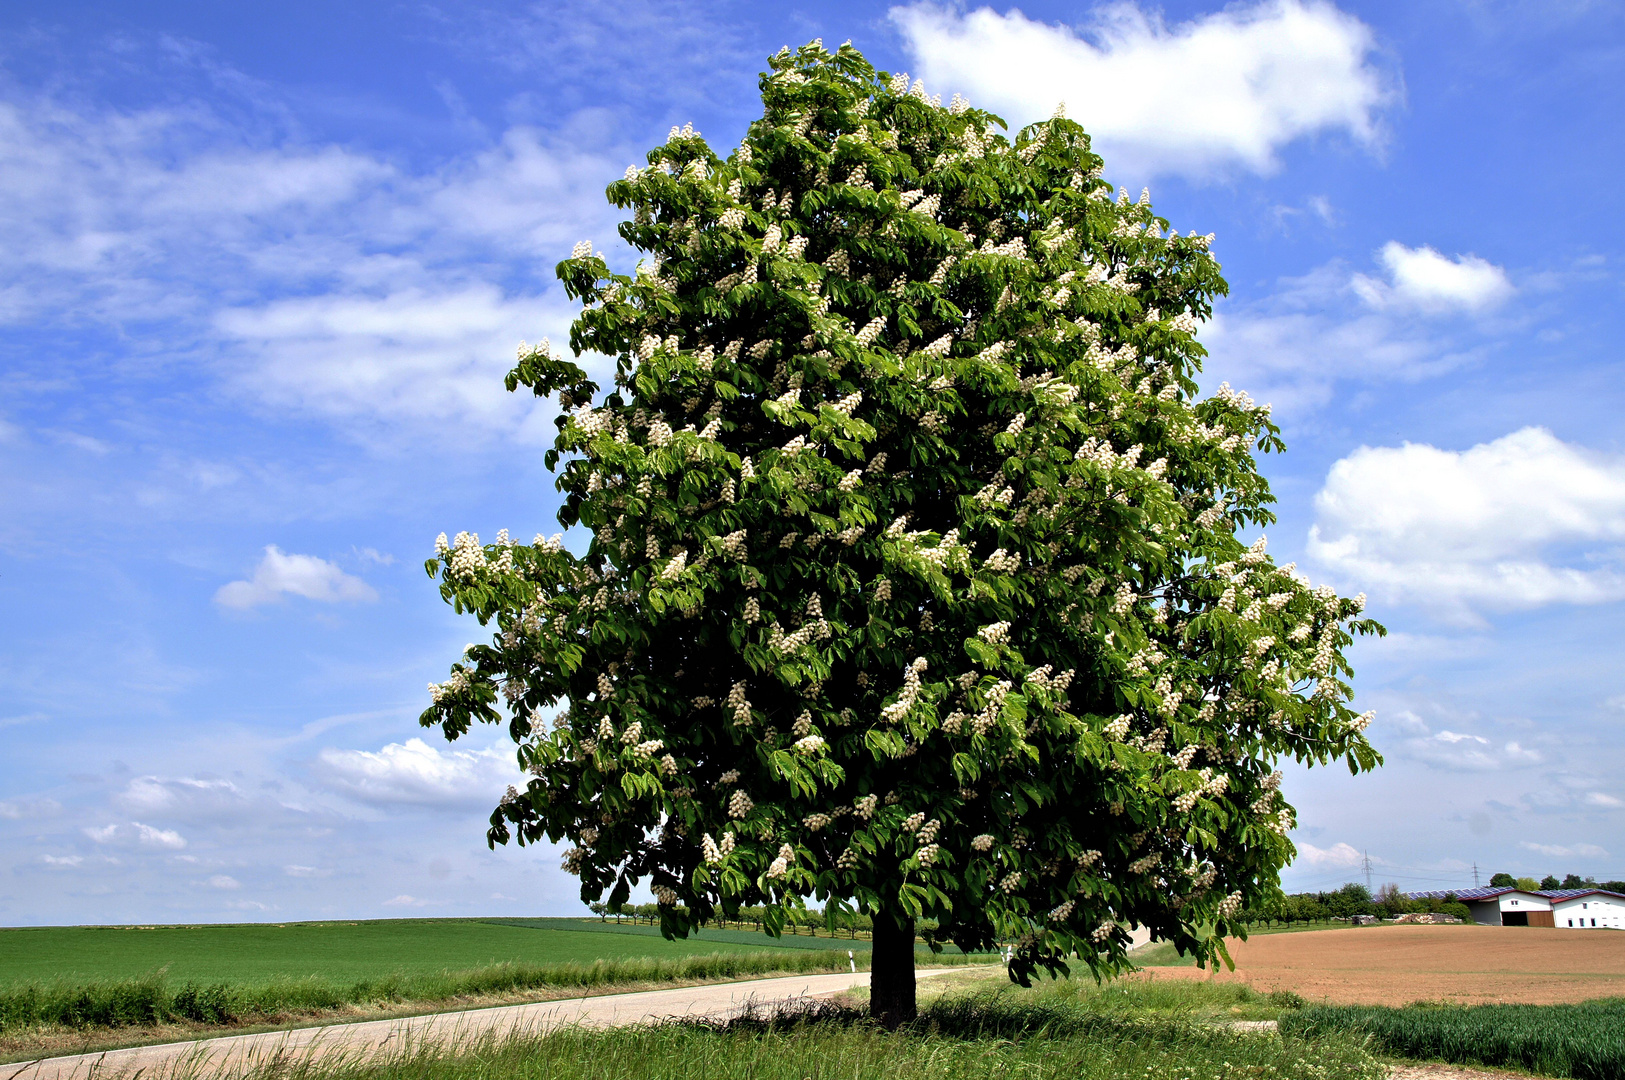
xmin=1554 ymin=894 xmax=1625 ymax=928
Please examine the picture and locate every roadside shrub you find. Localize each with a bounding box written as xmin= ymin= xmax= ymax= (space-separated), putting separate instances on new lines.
xmin=171 ymin=982 xmax=235 ymax=1024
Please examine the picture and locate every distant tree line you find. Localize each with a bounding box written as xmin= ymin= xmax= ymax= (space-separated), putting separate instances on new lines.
xmin=1233 ymin=883 xmax=1472 ymax=928
xmin=1488 ymin=872 xmax=1624 ymax=892
xmin=586 ymin=873 xmax=1625 ymax=938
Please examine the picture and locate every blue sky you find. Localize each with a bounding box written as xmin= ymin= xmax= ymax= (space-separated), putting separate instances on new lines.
xmin=2 ymin=0 xmax=1622 ymax=925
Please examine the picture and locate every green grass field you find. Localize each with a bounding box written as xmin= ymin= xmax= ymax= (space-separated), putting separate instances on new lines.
xmin=0 ymin=917 xmax=876 ymax=988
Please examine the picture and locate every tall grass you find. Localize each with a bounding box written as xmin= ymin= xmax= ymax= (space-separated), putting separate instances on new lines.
xmin=1281 ymin=998 xmax=1625 ymax=1080
xmin=1 ymin=950 xmax=990 ymax=1033
xmin=151 ymin=989 xmax=1383 ymax=1080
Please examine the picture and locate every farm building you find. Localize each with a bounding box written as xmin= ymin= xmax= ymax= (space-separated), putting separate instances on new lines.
xmin=1406 ymin=887 xmax=1625 ymax=928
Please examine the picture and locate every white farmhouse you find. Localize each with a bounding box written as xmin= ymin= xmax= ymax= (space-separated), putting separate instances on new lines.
xmin=1406 ymin=886 xmax=1624 ymax=928
xmin=1547 ymin=889 xmax=1625 ymax=929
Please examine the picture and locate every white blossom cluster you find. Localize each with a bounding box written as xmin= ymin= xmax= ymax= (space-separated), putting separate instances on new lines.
xmin=879 ymin=657 xmax=928 ymax=723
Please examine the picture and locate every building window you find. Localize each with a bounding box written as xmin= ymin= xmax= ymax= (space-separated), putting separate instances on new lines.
xmin=1568 ymin=919 xmax=1574 ymax=926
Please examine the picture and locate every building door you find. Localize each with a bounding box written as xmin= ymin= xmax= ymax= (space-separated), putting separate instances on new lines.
xmin=1529 ymin=911 xmax=1555 ymax=928
xmin=1502 ymin=911 xmax=1529 ymax=926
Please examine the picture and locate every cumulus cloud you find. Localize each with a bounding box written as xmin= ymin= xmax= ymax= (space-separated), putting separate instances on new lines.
xmin=1296 ymin=840 xmax=1365 ymax=868
xmin=207 ymin=874 xmax=242 ymax=889
xmin=890 ymin=0 xmax=1391 ymax=178
xmin=215 ymin=546 xmax=378 ymax=609
xmin=1353 ymin=242 xmax=1514 ymax=313
xmin=1586 ymin=792 xmax=1624 ymax=808
xmin=314 ymin=737 xmax=522 ymax=807
xmin=383 ymin=893 xmax=429 ymax=907
xmin=1309 ymin=428 xmax=1625 ymax=617
xmin=42 ymin=854 xmax=85 ymax=868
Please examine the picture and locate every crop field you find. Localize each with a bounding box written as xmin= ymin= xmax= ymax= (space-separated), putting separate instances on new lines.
xmin=1139 ymin=924 xmax=1625 ymax=1005
xmin=1283 ymin=998 xmax=1625 ymax=1080
xmin=0 ymin=917 xmax=877 ymax=988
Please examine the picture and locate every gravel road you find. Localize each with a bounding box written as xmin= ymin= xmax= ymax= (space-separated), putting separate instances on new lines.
xmin=5 ymin=969 xmax=957 ymax=1080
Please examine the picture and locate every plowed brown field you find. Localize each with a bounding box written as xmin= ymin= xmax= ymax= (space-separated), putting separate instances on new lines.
xmin=1141 ymin=925 xmax=1625 ymax=1005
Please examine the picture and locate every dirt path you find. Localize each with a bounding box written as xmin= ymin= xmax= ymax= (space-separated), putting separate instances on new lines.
xmin=1141 ymin=924 xmax=1625 ymax=1005
xmin=3 ymin=969 xmax=955 ymax=1080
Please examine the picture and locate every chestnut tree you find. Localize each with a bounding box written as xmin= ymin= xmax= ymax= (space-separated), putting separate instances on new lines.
xmin=420 ymin=40 xmax=1383 ymax=1025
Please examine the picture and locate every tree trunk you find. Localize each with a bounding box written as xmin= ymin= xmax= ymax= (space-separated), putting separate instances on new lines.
xmin=869 ymin=905 xmax=916 ymax=1027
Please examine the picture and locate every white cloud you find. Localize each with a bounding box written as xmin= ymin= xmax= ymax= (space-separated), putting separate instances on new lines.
xmin=1373 ymin=703 xmax=1547 ymax=771
xmin=1520 ymin=841 xmax=1608 ymax=859
xmin=0 ymin=796 xmax=61 ymax=819
xmin=1586 ymin=792 xmax=1624 ymax=808
xmin=1504 ymin=742 xmax=1543 ymax=764
xmin=1310 ymin=428 xmax=1625 ymax=617
xmin=83 ymin=821 xmax=189 ymax=848
xmin=383 ymin=893 xmax=429 ymax=907
xmin=42 ymin=854 xmax=84 ymax=868
xmin=1198 ymin=254 xmax=1506 ymax=417
xmin=314 ymin=737 xmax=522 ymax=807
xmin=207 ymin=874 xmax=242 ymax=889
xmin=284 ymin=864 xmax=331 ymax=877
xmin=1297 ymin=841 xmax=1365 ymax=868
xmin=116 ymin=775 xmax=240 ymax=815
xmin=225 ymin=899 xmax=274 ymax=911
xmin=1353 ymin=242 xmax=1514 ymax=313
xmin=215 ymin=546 xmax=378 ymax=609
xmin=134 ymin=822 xmax=188 ymax=849
xmin=1408 ymin=732 xmax=1502 ymax=771
xmin=891 ymin=0 xmax=1391 ymax=178
xmin=217 ymin=285 xmax=575 ymax=439
xmin=0 ymin=78 xmax=624 ymax=445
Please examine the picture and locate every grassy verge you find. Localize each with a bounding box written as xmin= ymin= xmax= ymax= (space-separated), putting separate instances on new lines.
xmin=0 ymin=950 xmax=998 ymax=1063
xmin=1281 ymin=999 xmax=1625 ymax=1080
xmin=0 ymin=951 xmax=852 ymax=1033
xmin=120 ymin=983 xmax=1384 ymax=1080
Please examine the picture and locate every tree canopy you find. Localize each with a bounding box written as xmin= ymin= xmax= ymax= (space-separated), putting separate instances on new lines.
xmin=419 ymin=39 xmax=1382 ymax=1020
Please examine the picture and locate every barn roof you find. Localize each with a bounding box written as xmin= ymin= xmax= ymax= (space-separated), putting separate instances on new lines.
xmin=1404 ymin=886 xmax=1625 ymax=902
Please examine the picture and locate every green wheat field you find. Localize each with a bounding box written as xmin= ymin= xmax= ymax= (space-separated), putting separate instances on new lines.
xmin=0 ymin=917 xmax=871 ymax=987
